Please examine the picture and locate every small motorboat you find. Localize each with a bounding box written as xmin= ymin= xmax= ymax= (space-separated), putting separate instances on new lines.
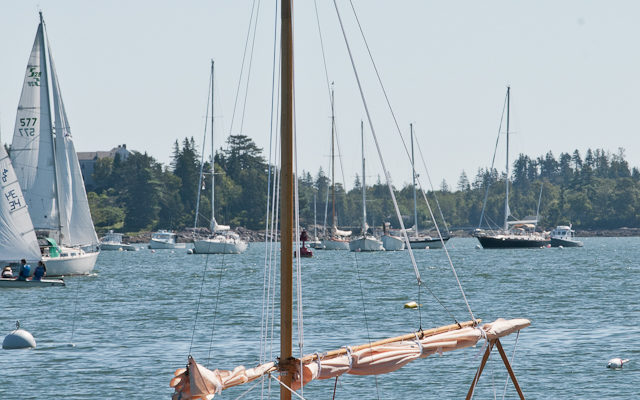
xmin=0 ymin=278 xmax=66 ymax=288
xmin=550 ymin=225 xmax=583 ymax=247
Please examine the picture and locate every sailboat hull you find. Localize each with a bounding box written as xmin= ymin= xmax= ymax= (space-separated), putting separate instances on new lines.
xmin=349 ymin=236 xmax=384 ymax=252
xmin=409 ymin=236 xmax=450 ymax=249
xmin=382 ymin=235 xmax=405 ymax=251
xmin=193 ymin=239 xmax=248 ymax=254
xmin=319 ymin=239 xmax=350 ymax=250
xmin=550 ymin=238 xmax=583 ymax=247
xmin=476 ymin=235 xmax=549 ymax=249
xmin=45 ymin=251 xmax=99 ymax=276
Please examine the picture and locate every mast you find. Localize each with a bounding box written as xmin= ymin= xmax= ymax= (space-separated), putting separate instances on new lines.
xmin=280 ymin=0 xmax=294 ymax=398
xmin=330 ymin=85 xmax=336 ymax=233
xmin=503 ymin=86 xmax=510 ymax=231
xmin=361 ymin=120 xmax=366 ymax=235
xmin=40 ymin=11 xmax=63 ymax=242
xmin=411 ymin=123 xmax=418 ymax=236
xmin=210 ymin=60 xmax=216 ymax=231
xmin=313 ymin=191 xmax=317 ymax=239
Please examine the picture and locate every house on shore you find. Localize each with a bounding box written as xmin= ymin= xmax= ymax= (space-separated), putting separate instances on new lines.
xmin=78 ymin=144 xmax=130 ymax=190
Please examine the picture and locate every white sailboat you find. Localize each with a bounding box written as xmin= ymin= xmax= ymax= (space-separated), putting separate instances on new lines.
xmin=10 ymin=12 xmax=99 ymax=276
xmin=381 ymin=222 xmax=405 ymax=250
xmin=319 ymin=86 xmax=350 ymax=250
xmin=349 ymin=121 xmax=383 ymax=252
xmin=192 ymin=61 xmax=247 ymax=255
xmin=171 ymin=3 xmax=530 ymax=399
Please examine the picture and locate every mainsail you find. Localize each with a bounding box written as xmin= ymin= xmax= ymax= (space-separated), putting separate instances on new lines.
xmin=0 ymin=145 xmax=41 ymax=262
xmin=10 ymin=21 xmax=59 ymax=235
xmin=10 ymin=13 xmax=98 ymax=249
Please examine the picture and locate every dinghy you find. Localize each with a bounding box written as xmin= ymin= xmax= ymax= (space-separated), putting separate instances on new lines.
xmin=0 ymin=277 xmax=65 ymax=288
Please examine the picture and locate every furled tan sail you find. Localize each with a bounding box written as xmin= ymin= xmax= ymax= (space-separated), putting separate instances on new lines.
xmin=170 ymin=318 xmax=530 ymax=399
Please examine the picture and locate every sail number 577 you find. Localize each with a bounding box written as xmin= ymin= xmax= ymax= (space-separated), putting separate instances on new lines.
xmin=18 ymin=117 xmax=37 ymax=136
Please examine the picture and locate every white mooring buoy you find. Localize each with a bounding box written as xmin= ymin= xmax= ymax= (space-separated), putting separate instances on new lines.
xmin=186 ymin=248 xmax=194 ymax=254
xmin=3 ymin=321 xmax=36 ymax=350
xmin=607 ymin=358 xmax=630 ymax=369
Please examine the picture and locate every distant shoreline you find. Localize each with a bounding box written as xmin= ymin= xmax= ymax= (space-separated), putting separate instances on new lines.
xmin=117 ymin=226 xmax=640 ymax=243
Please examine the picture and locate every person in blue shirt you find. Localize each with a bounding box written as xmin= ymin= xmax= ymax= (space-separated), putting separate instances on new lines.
xmin=33 ymin=261 xmax=47 ymax=281
xmin=17 ymin=259 xmax=31 ymax=281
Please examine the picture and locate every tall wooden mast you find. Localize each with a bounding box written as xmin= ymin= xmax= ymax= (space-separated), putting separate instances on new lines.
xmin=280 ymin=0 xmax=294 ymax=399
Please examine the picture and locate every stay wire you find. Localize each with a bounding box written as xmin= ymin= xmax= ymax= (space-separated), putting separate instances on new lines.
xmin=194 ymin=71 xmax=213 ymax=230
xmin=69 ymin=277 xmax=82 ymax=345
xmin=352 ymin=252 xmax=380 ymax=400
xmin=229 ymin=0 xmax=258 ymax=135
xmin=188 ymin=252 xmax=212 ymax=355
xmin=239 ymin=0 xmax=262 ymax=133
xmin=206 ymin=252 xmax=227 ymax=367
xmin=479 ymin=90 xmax=508 ymax=229
xmin=343 ymin=0 xmax=474 ymax=322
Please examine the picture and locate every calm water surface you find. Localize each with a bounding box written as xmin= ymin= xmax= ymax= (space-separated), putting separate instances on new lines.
xmin=0 ymin=237 xmax=638 ymax=399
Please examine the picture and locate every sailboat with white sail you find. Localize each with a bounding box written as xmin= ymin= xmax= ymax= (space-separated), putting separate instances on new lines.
xmin=319 ymin=87 xmax=350 ymax=250
xmin=407 ymin=124 xmax=450 ymax=249
xmin=474 ymin=86 xmax=550 ymax=249
xmin=9 ymin=12 xmax=100 ymax=276
xmin=192 ymin=61 xmax=247 ymax=255
xmin=349 ymin=121 xmax=383 ymax=252
xmin=170 ymin=2 xmax=530 ymax=399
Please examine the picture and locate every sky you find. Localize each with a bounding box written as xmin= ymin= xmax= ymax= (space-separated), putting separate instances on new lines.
xmin=1 ymin=1 xmax=639 ymax=191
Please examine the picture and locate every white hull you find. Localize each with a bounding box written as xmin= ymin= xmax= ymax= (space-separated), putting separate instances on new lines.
xmin=149 ymin=239 xmax=180 ymax=249
xmin=0 ymin=278 xmax=65 ymax=288
xmin=101 ymin=242 xmax=138 ymax=251
xmin=382 ymin=235 xmax=405 ymax=251
xmin=193 ymin=239 xmax=248 ymax=254
xmin=349 ymin=236 xmax=384 ymax=252
xmin=319 ymin=239 xmax=350 ymax=250
xmin=44 ymin=251 xmax=99 ymax=276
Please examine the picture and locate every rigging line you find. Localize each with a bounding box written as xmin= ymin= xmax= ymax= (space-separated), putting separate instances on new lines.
xmin=413 ymin=137 xmax=450 ymax=235
xmin=229 ymin=0 xmax=258 ymax=135
xmin=239 ymin=0 xmax=263 ymax=133
xmin=352 ymin=251 xmax=381 ymax=400
xmin=271 ymin=375 xmax=308 ymax=400
xmin=332 ymin=0 xmax=421 ymax=285
xmin=501 ymin=331 xmax=521 ymax=400
xmin=479 ymin=91 xmax=508 ymax=229
xmin=343 ymin=0 xmax=472 ymax=320
xmin=268 ymin=124 xmax=281 ymax=364
xmin=195 ymin=70 xmax=213 ymax=230
xmin=261 ymin=0 xmax=280 ymax=367
xmin=234 ymin=377 xmax=263 ymax=400
xmin=188 ymin=252 xmax=212 ymax=355
xmin=313 ymin=0 xmax=333 ymax=102
xmin=69 ymin=277 xmax=82 ymax=345
xmin=206 ymin=254 xmax=227 ymax=367
xmin=413 ymin=133 xmax=475 ymax=321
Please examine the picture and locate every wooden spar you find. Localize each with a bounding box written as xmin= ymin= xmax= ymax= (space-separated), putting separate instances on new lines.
xmin=300 ymin=319 xmax=479 ymax=363
xmin=465 ymin=339 xmax=494 ymax=400
xmin=279 ymin=0 xmax=294 ymax=399
xmin=495 ymin=339 xmax=526 ymax=400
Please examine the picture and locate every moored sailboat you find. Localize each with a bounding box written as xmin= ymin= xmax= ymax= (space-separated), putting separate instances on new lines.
xmin=349 ymin=121 xmax=383 ymax=252
xmin=10 ymin=13 xmax=100 ymax=276
xmin=191 ymin=61 xmax=248 ymax=255
xmin=319 ymin=87 xmax=350 ymax=250
xmin=474 ymin=87 xmax=549 ymax=249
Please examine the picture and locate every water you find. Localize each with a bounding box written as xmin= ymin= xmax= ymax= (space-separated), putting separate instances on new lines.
xmin=1 ymin=238 xmax=638 ymax=399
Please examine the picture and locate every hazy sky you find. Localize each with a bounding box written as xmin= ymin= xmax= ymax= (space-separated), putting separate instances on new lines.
xmin=1 ymin=1 xmax=639 ymax=191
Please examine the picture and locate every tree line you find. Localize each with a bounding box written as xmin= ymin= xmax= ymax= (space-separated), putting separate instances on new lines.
xmin=87 ymin=138 xmax=640 ymax=233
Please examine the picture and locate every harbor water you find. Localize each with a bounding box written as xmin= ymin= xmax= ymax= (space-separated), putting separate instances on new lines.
xmin=0 ymin=237 xmax=637 ymax=399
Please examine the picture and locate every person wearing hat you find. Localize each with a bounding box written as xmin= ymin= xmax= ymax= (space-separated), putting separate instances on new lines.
xmin=1 ymin=266 xmax=13 ymax=278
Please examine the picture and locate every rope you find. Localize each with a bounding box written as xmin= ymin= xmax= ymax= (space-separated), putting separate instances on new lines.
xmin=206 ymin=253 xmax=227 ymax=367
xmin=332 ymin=376 xmax=339 ymax=400
xmin=188 ymin=252 xmax=212 ymax=355
xmin=239 ymin=0 xmax=262 ymax=133
xmin=479 ymin=91 xmax=508 ymax=229
xmin=271 ymin=374 xmax=308 ymax=400
xmin=194 ymin=71 xmax=212 ymax=230
xmin=234 ymin=377 xmax=263 ymax=400
xmin=69 ymin=276 xmax=82 ymax=345
xmin=501 ymin=331 xmax=521 ymax=400
xmin=229 ymin=0 xmax=258 ymax=135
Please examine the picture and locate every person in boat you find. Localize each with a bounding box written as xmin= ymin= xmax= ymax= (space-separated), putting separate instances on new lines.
xmin=300 ymin=229 xmax=309 ymax=246
xmin=1 ymin=266 xmax=13 ymax=278
xmin=33 ymin=261 xmax=47 ymax=281
xmin=17 ymin=259 xmax=31 ymax=281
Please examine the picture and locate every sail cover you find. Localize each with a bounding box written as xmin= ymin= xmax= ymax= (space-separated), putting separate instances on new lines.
xmin=170 ymin=318 xmax=530 ymax=399
xmin=0 ymin=146 xmax=42 ymax=262
xmin=48 ymin=42 xmax=99 ymax=247
xmin=10 ymin=22 xmax=59 ymax=234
